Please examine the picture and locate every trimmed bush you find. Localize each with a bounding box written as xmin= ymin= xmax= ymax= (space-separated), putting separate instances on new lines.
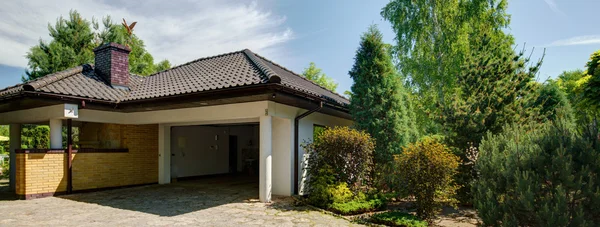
xmin=393 ymin=137 xmax=460 ymax=220
xmin=474 ymin=119 xmax=600 ymax=226
xmin=370 ymin=211 xmax=427 ymax=227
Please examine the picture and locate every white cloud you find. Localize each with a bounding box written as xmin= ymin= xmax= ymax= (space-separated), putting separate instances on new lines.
xmin=543 ymin=0 xmax=565 ymax=16
xmin=548 ymin=35 xmax=600 ymax=47
xmin=0 ymin=0 xmax=293 ymax=68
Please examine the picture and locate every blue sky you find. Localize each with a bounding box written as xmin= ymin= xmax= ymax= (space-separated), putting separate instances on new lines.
xmin=1 ymin=0 xmax=599 ymax=95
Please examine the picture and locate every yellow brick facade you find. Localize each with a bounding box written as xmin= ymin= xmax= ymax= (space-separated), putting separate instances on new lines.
xmin=15 ymin=124 xmax=158 ymax=198
xmin=15 ymin=153 xmax=67 ymax=196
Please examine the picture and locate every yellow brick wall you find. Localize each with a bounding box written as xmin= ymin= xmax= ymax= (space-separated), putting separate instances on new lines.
xmin=72 ymin=124 xmax=158 ymax=190
xmin=15 ymin=153 xmax=67 ymax=195
xmin=15 ymin=124 xmax=158 ymax=197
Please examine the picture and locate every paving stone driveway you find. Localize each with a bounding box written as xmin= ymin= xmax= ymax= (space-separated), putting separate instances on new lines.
xmin=0 ymin=178 xmax=362 ymax=226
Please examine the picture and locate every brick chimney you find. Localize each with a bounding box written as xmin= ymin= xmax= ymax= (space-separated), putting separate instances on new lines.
xmin=93 ymin=43 xmax=131 ymax=88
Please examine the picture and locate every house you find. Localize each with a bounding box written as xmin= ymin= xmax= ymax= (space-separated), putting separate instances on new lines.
xmin=0 ymin=43 xmax=351 ymax=201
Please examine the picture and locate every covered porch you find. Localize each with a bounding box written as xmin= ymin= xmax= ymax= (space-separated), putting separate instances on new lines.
xmin=0 ymin=100 xmax=335 ymax=202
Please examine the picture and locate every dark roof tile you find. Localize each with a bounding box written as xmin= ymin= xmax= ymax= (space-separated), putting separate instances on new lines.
xmin=0 ymin=50 xmax=349 ymax=106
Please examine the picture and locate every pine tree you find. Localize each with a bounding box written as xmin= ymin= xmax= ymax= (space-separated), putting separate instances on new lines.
xmin=349 ymin=25 xmax=419 ymax=166
xmin=441 ymin=35 xmax=543 ymax=203
xmin=474 ymin=118 xmax=600 ymax=226
xmin=24 ymin=10 xmax=171 ymax=81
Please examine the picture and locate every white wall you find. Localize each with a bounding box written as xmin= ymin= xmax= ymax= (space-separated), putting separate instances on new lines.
xmin=170 ymin=125 xmax=259 ymax=178
xmin=267 ymin=102 xmax=353 ymax=195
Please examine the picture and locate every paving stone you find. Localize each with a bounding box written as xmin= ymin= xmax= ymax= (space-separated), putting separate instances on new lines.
xmin=0 ymin=178 xmax=362 ymax=226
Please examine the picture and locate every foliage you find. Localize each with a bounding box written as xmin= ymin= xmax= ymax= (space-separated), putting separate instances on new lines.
xmin=95 ymin=16 xmax=171 ymax=76
xmin=583 ymin=50 xmax=600 ymax=109
xmin=301 ymin=62 xmax=338 ymax=91
xmin=370 ymin=211 xmax=428 ymax=227
xmin=0 ymin=125 xmax=10 ymax=137
xmin=303 ymin=126 xmax=374 ymax=191
xmin=25 ymin=10 xmax=96 ymax=80
xmin=530 ymin=81 xmax=574 ymax=122
xmin=474 ymin=118 xmax=600 ymax=227
xmin=305 ymin=165 xmax=336 ymax=208
xmin=21 ymin=125 xmax=50 ymax=149
xmin=381 ymin=0 xmax=513 ymax=135
xmin=0 ymin=159 xmax=8 ymax=179
xmin=440 ymin=35 xmax=543 ymax=203
xmin=349 ymin=25 xmax=418 ymax=167
xmin=24 ymin=10 xmax=171 ymax=81
xmin=330 ymin=182 xmax=354 ymax=204
xmin=330 ymin=198 xmax=385 ymax=215
xmin=393 ymin=137 xmax=460 ymax=219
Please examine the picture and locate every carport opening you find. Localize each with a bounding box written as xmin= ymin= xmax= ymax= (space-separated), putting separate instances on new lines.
xmin=170 ymin=123 xmax=260 ymax=192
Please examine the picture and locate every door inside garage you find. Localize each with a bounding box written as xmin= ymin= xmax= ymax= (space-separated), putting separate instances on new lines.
xmin=170 ymin=123 xmax=260 ymax=189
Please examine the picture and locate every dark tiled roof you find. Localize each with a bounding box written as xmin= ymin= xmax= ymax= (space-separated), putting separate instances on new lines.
xmin=0 ymin=49 xmax=349 ymax=106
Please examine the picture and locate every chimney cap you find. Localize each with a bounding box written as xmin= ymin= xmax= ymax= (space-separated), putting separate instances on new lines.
xmin=93 ymin=42 xmax=131 ymax=53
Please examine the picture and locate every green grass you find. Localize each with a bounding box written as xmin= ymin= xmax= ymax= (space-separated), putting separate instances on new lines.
xmin=329 ymin=198 xmax=385 ymax=215
xmin=370 ymin=211 xmax=427 ymax=227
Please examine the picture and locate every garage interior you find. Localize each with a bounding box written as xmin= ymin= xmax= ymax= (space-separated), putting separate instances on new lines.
xmin=170 ymin=123 xmax=260 ymax=190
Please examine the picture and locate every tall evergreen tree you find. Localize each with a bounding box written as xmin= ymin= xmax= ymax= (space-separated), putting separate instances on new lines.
xmin=441 ymin=36 xmax=543 ymax=203
xmin=24 ymin=10 xmax=171 ymax=81
xmin=349 ymin=25 xmax=419 ymax=166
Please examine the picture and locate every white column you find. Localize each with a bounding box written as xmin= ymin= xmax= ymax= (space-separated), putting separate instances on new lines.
xmin=272 ymin=117 xmax=293 ymax=196
xmin=259 ymin=115 xmax=272 ymax=202
xmin=158 ymin=124 xmax=171 ymax=184
xmin=49 ymin=119 xmax=63 ymax=149
xmin=9 ymin=124 xmax=21 ymax=191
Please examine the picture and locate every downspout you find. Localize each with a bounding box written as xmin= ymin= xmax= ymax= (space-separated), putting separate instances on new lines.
xmin=294 ymin=101 xmax=322 ymax=195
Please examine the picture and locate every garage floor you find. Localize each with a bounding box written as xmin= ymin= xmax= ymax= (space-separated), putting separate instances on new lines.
xmin=0 ymin=177 xmax=361 ymax=226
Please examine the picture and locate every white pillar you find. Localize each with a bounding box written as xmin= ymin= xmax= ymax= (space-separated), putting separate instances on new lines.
xmin=9 ymin=124 xmax=21 ymax=191
xmin=158 ymin=124 xmax=171 ymax=184
xmin=259 ymin=115 xmax=272 ymax=202
xmin=272 ymin=117 xmax=293 ymax=196
xmin=49 ymin=119 xmax=63 ymax=149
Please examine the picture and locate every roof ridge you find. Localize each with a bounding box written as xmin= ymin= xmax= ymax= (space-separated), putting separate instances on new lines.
xmin=252 ymin=53 xmax=349 ymax=102
xmin=242 ymin=49 xmax=281 ymax=83
xmin=24 ymin=65 xmax=88 ymax=91
xmin=144 ymin=50 xmax=246 ymax=78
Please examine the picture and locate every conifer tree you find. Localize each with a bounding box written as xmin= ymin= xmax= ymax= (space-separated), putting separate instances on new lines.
xmin=349 ymin=25 xmax=419 ymax=166
xmin=475 ymin=118 xmax=600 ymax=226
xmin=24 ymin=10 xmax=171 ymax=81
xmin=441 ymin=36 xmax=543 ymax=203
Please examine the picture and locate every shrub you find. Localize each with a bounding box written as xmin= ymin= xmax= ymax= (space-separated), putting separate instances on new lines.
xmin=330 ymin=198 xmax=385 ymax=215
xmin=0 ymin=159 xmax=8 ymax=179
xmin=393 ymin=137 xmax=460 ymax=220
xmin=474 ymin=119 xmax=600 ymax=226
xmin=370 ymin=211 xmax=427 ymax=227
xmin=303 ymin=126 xmax=375 ymax=193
